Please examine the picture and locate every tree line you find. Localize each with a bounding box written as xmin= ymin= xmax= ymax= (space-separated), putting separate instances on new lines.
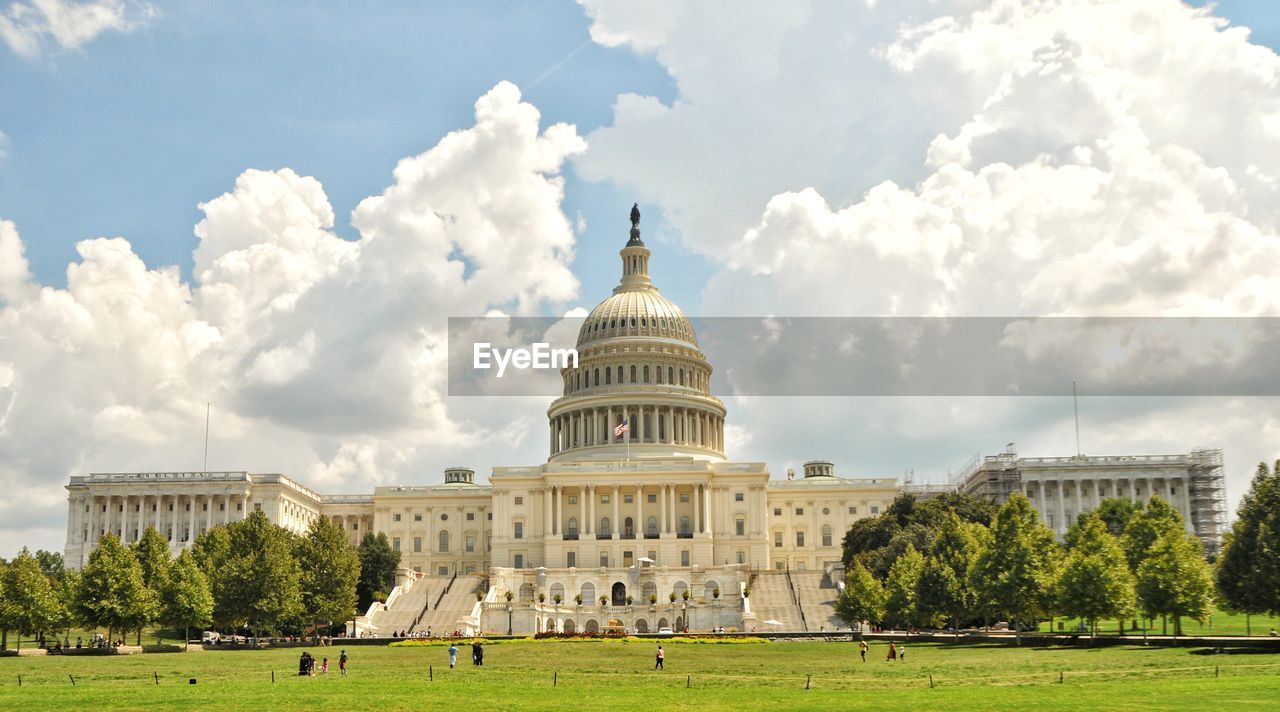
xmin=0 ymin=510 xmax=403 ymax=649
xmin=836 ymin=483 xmax=1223 ymax=641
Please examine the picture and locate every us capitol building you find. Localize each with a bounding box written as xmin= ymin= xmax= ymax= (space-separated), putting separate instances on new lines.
xmin=61 ymin=208 xmax=1226 ymax=635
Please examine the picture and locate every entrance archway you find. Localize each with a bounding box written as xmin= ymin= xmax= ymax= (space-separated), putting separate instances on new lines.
xmin=611 ymin=581 xmax=627 ymax=606
xmin=562 ymin=619 xmax=576 ymax=634
xmin=585 ymin=619 xmax=599 ymax=634
xmin=635 ymin=619 xmax=649 ymax=633
xmin=657 ymin=617 xmax=669 ymax=630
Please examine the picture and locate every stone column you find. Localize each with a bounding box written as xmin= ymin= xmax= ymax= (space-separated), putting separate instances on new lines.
xmin=544 ymin=485 xmax=553 ymax=538
xmin=187 ymin=495 xmax=196 ymax=543
xmin=557 ymin=486 xmax=564 ymax=536
xmin=585 ymin=486 xmax=593 ymax=535
xmin=1055 ymin=481 xmax=1066 ymax=535
xmin=136 ymin=495 xmax=145 ymax=540
xmin=1074 ymin=479 xmax=1083 ymax=519
xmin=637 ymin=483 xmax=645 ymax=536
xmin=1035 ymin=480 xmax=1046 ymax=521
xmin=694 ymin=484 xmax=702 ymax=533
xmin=704 ymin=483 xmax=712 ymax=534
xmin=660 ymin=484 xmax=668 ymax=535
xmin=612 ymin=484 xmax=620 ymax=537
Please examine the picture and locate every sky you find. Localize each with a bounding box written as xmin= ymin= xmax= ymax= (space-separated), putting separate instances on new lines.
xmin=2 ymin=0 xmax=1280 ymax=556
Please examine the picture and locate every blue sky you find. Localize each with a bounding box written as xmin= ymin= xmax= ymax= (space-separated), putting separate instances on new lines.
xmin=3 ymin=1 xmax=1280 ymax=554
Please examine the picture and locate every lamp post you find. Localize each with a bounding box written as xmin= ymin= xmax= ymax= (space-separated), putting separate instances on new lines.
xmin=507 ymin=604 xmax=513 ymax=636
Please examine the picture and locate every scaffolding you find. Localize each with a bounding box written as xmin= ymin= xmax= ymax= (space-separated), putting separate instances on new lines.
xmin=955 ymin=445 xmax=1022 ymax=504
xmin=1187 ymin=448 xmax=1227 ymax=557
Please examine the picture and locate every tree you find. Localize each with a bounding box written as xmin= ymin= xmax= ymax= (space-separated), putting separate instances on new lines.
xmin=76 ymin=534 xmax=156 ymax=644
xmin=356 ymin=532 xmax=400 ymax=613
xmin=190 ymin=525 xmax=234 ymax=629
xmin=1121 ymin=496 xmax=1183 ymax=573
xmin=835 ymin=561 xmax=886 ymax=630
xmin=33 ymin=550 xmax=65 ymax=582
xmin=883 ymin=543 xmax=924 ymax=629
xmin=915 ymin=513 xmax=981 ymax=635
xmin=1055 ymin=514 xmax=1134 ymax=640
xmin=161 ymin=549 xmax=214 ymax=649
xmin=970 ymin=493 xmax=1060 ymax=644
xmin=217 ymin=510 xmax=303 ymax=637
xmin=299 ymin=516 xmax=360 ymax=634
xmin=1136 ymin=530 xmax=1216 ymax=636
xmin=131 ymin=527 xmax=173 ymax=643
xmin=0 ymin=549 xmax=63 ymax=649
xmin=1216 ymin=461 xmax=1280 ymax=630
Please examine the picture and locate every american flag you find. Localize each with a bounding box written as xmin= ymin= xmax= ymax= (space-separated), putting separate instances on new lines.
xmin=614 ymin=418 xmax=630 ymax=437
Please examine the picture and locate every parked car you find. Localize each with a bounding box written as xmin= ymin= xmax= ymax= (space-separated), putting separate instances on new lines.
xmin=656 ymin=627 xmax=675 ymax=636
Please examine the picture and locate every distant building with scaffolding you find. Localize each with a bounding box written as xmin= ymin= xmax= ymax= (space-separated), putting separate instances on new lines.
xmin=950 ymin=444 xmax=1227 ymax=556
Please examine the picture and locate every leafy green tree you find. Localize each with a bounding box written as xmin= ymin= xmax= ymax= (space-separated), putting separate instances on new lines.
xmin=217 ymin=510 xmax=303 ymax=637
xmin=161 ymin=549 xmax=214 ymax=649
xmin=56 ymin=568 xmax=83 ymax=636
xmin=299 ymin=515 xmax=360 ymax=633
xmin=1216 ymin=462 xmax=1280 ymax=631
xmin=33 ymin=550 xmax=65 ymax=582
xmin=835 ymin=561 xmax=886 ymax=630
xmin=132 ymin=526 xmax=173 ymax=591
xmin=0 ymin=549 xmax=63 ymax=649
xmin=1055 ymin=514 xmax=1134 ymax=640
xmin=1121 ymin=496 xmax=1183 ymax=572
xmin=883 ymin=543 xmax=924 ymax=629
xmin=970 ymin=493 xmax=1060 ymax=644
xmin=357 ymin=532 xmax=400 ymax=612
xmin=190 ymin=525 xmax=234 ymax=629
xmin=1136 ymin=530 xmax=1216 ymax=636
xmin=915 ymin=513 xmax=981 ymax=635
xmin=76 ymin=533 xmax=156 ymax=644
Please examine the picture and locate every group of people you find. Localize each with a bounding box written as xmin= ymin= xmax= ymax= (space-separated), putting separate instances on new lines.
xmin=856 ymin=639 xmax=907 ymax=662
xmin=445 ymin=641 xmax=486 ymax=668
xmin=298 ymin=650 xmax=348 ymax=676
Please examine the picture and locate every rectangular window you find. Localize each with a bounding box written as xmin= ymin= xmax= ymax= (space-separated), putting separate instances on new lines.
xmin=647 ymin=494 xmax=656 ymax=503
xmin=414 ymin=513 xmax=423 ymax=521
xmin=735 ymin=492 xmax=745 ymax=502
xmin=773 ymin=508 xmax=782 ymax=516
xmin=736 ymin=551 xmax=746 ymax=564
xmin=600 ymin=552 xmax=609 ymax=567
xmin=514 ymin=554 xmax=524 ymax=569
xmin=624 ymin=495 xmax=633 ymax=504
xmin=735 ymin=519 xmax=745 ymax=536
xmin=680 ymin=550 xmax=690 ymax=567
xmin=393 ymin=513 xmax=402 ymax=522
xmin=797 ymin=531 xmax=805 ymax=547
xmin=795 ymin=507 xmax=804 ymax=516
xmin=648 ymin=551 xmax=657 ymax=563
xmin=413 ymin=566 xmax=421 ymax=573
xmin=514 ymin=496 xmax=523 ymax=506
xmin=601 ymin=494 xmax=610 ymax=504
xmin=774 ymin=532 xmax=783 ymax=547
xmin=680 ymin=494 xmax=689 ymax=503
xmin=623 ymin=551 xmax=634 ymax=567
xmin=569 ymin=496 xmax=578 ymax=504
xmin=392 ymin=537 xmax=401 ymax=551
xmin=487 ymin=512 xmax=493 ymax=520
xmin=870 ymin=506 xmax=879 ymax=515
xmin=514 ymin=522 xmax=524 ymax=539
xmin=413 ymin=536 xmax=422 ymax=553
xmin=848 ymin=506 xmax=856 ymax=514
xmin=823 ymin=531 xmax=833 ymax=547
xmin=566 ymin=551 xmax=577 ymax=568
xmin=219 ymin=503 xmax=226 ymax=511
xmin=466 ymin=535 xmax=475 ymax=552
xmin=466 ymin=512 xmax=475 ymax=521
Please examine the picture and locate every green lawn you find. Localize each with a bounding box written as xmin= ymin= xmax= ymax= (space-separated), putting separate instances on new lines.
xmin=2 ymin=638 xmax=1279 ymax=710
xmin=1040 ymin=606 xmax=1280 ymax=637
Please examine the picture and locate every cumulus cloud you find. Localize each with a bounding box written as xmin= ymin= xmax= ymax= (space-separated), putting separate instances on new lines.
xmin=0 ymin=82 xmax=583 ymax=554
xmin=0 ymin=0 xmax=155 ymax=58
xmin=579 ymin=0 xmax=1280 ymax=505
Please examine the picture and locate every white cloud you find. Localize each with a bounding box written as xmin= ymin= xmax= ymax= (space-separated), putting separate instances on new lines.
xmin=0 ymin=0 xmax=155 ymax=58
xmin=578 ymin=0 xmax=1280 ymax=510
xmin=0 ymin=82 xmax=584 ymax=554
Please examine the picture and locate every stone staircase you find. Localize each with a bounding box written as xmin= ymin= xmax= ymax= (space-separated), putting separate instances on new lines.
xmin=368 ymin=577 xmax=432 ymax=635
xmin=792 ymin=571 xmax=847 ymax=630
xmin=747 ymin=572 xmax=806 ymax=632
xmin=415 ymin=575 xmax=485 ymax=635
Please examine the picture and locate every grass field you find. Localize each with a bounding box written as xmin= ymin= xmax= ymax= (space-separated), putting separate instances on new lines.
xmin=1039 ymin=606 xmax=1280 ymax=637
xmin=2 ymin=638 xmax=1279 ymax=710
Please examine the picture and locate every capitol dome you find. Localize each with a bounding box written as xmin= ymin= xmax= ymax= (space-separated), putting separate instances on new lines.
xmin=547 ymin=206 xmax=725 ymax=462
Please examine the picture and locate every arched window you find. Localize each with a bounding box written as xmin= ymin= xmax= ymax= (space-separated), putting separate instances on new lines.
xmin=643 ymin=365 xmax=650 ymax=383
xmin=668 ymin=367 xmax=674 ymax=384
xmin=822 ymin=524 xmax=833 ymax=547
xmin=630 ymin=365 xmax=637 ymax=383
xmin=679 ymin=369 xmax=685 ymax=386
xmin=550 ymin=583 xmax=565 ymax=601
xmin=680 ymin=516 xmax=690 ymax=535
xmin=605 ymin=368 xmax=612 ymax=385
xmin=796 ymin=530 xmax=805 ymax=547
xmin=617 ymin=366 xmax=623 ymax=383
xmin=624 ymin=517 xmax=634 ymax=538
xmin=438 ymin=530 xmax=450 ymax=553
xmin=704 ymin=580 xmax=720 ymax=599
xmin=580 ymin=582 xmax=596 ymax=602
xmin=600 ymin=517 xmax=611 ymax=536
xmin=594 ymin=368 xmax=600 ymax=387
xmin=646 ymin=516 xmax=658 ymax=536
xmin=567 ymin=518 xmax=578 ymax=537
xmin=657 ymin=367 xmax=663 ymax=384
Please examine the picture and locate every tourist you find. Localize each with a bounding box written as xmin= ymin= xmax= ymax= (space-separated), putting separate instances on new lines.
xmin=321 ymin=657 xmax=329 ymax=675
xmin=859 ymin=639 xmax=868 ymax=663
xmin=472 ymin=640 xmax=481 ymax=665
xmin=1270 ymin=628 xmax=1278 ymax=638
xmin=476 ymin=641 xmax=484 ymax=666
xmin=339 ymin=650 xmax=349 ymax=676
xmin=448 ymin=642 xmax=458 ymax=669
xmin=655 ymin=645 xmax=665 ymax=670
xmin=899 ymin=643 xmax=907 ymax=661
xmin=886 ymin=642 xmax=897 ymax=661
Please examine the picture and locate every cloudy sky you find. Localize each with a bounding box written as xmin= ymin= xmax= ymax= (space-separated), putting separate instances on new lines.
xmin=2 ymin=0 xmax=1279 ymax=556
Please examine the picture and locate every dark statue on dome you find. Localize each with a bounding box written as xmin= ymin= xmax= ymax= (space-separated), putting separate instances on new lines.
xmin=630 ymin=203 xmax=640 ymax=227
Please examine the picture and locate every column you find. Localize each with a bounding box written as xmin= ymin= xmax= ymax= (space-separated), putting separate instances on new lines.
xmin=550 ymin=419 xmax=556 ymax=454
xmin=187 ymin=495 xmax=196 ymax=543
xmin=612 ymin=484 xmax=620 ymax=537
xmin=104 ymin=494 xmax=114 ymax=539
xmin=557 ymin=486 xmax=564 ymax=536
xmin=1035 ymin=480 xmax=1046 ymax=520
xmin=660 ymin=484 xmax=668 ymax=535
xmin=637 ymin=483 xmax=645 ymax=536
xmin=206 ymin=493 xmax=214 ymax=533
xmin=1074 ymin=479 xmax=1083 ymax=518
xmin=703 ymin=483 xmax=712 ymax=534
xmin=544 ymin=485 xmax=553 ymax=537
xmin=585 ymin=486 xmax=593 ymax=535
xmin=1055 ymin=481 xmax=1066 ymax=535
xmin=670 ymin=485 xmax=677 ymax=533
xmin=1127 ymin=478 xmax=1137 ymax=504
xmin=694 ymin=484 xmax=702 ymax=533
xmin=136 ymin=494 xmax=145 ymax=540
xmin=1178 ymin=476 xmax=1193 ymax=530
